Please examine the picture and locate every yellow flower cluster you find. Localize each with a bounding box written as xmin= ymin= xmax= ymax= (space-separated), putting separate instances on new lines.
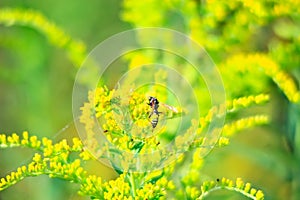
xmin=226 ymin=94 xmax=270 ymax=113
xmin=79 ymin=172 xmax=172 ymax=200
xmin=129 ymin=92 xmax=149 ymax=121
xmin=215 ymin=137 xmax=230 ymax=147
xmin=122 ymin=0 xmax=164 ymax=27
xmin=223 ymin=115 xmax=269 ymax=137
xmin=221 ymin=54 xmax=300 ymax=103
xmin=0 ymin=131 xmax=42 ymax=150
xmin=80 ymin=86 xmax=180 ymax=157
xmin=0 ymin=8 xmax=86 ymax=67
xmin=135 ymin=176 xmax=169 ymax=200
xmin=102 ymin=174 xmax=131 ymax=199
xmin=0 ymin=165 xmax=27 ymax=191
xmin=93 ymin=86 xmax=116 ymax=116
xmin=197 ymin=104 xmax=226 ymax=135
xmin=190 ymin=0 xmax=300 ymax=51
xmin=196 ymin=94 xmax=269 ymax=138
xmin=272 ymin=1 xmax=300 ymax=16
xmin=186 ymin=186 xmax=200 ymax=199
xmin=80 ymin=101 xmax=95 ymax=134
xmin=0 ymin=132 xmax=93 ymax=192
xmin=198 ymin=177 xmax=264 ymax=200
xmin=182 ymin=166 xmax=202 ymax=189
xmin=120 ymin=0 xmax=268 ymax=52
xmin=0 ymin=131 xmax=172 ymax=199
xmin=127 ymin=53 xmax=153 ymax=70
xmin=80 ymin=87 xmax=119 ymax=157
xmin=1 ymin=98 xmax=269 ymax=199
xmin=79 ymin=174 xmax=103 ymax=198
xmin=81 ymin=87 xmax=121 ymax=136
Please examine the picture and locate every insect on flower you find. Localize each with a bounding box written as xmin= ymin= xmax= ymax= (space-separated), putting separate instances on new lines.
xmin=147 ymin=96 xmax=180 ymax=129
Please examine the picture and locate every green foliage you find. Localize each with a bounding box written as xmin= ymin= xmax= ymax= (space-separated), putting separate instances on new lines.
xmin=0 ymin=8 xmax=87 ymax=67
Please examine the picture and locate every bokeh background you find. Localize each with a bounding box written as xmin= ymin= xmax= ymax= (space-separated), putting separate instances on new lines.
xmin=0 ymin=1 xmax=128 ymax=199
xmin=0 ymin=1 xmax=300 ymax=199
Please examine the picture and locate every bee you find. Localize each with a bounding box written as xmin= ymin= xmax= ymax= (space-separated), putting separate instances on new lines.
xmin=147 ymin=96 xmax=180 ymax=129
xmin=148 ymin=96 xmax=160 ymax=128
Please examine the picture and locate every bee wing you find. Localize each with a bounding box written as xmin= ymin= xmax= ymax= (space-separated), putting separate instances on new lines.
xmin=161 ymin=103 xmax=179 ymax=113
xmin=159 ymin=103 xmax=185 ymax=120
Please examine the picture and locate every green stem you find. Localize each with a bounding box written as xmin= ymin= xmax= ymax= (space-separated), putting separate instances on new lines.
xmin=129 ymin=172 xmax=137 ymax=197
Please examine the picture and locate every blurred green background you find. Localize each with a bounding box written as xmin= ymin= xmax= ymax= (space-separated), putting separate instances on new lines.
xmin=0 ymin=0 xmax=300 ymax=200
xmin=0 ymin=1 xmax=128 ymax=199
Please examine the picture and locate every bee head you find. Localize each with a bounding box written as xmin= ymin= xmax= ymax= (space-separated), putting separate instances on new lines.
xmin=148 ymin=96 xmax=159 ymax=105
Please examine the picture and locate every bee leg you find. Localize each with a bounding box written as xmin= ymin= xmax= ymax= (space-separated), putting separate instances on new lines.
xmin=148 ymin=111 xmax=153 ymax=118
